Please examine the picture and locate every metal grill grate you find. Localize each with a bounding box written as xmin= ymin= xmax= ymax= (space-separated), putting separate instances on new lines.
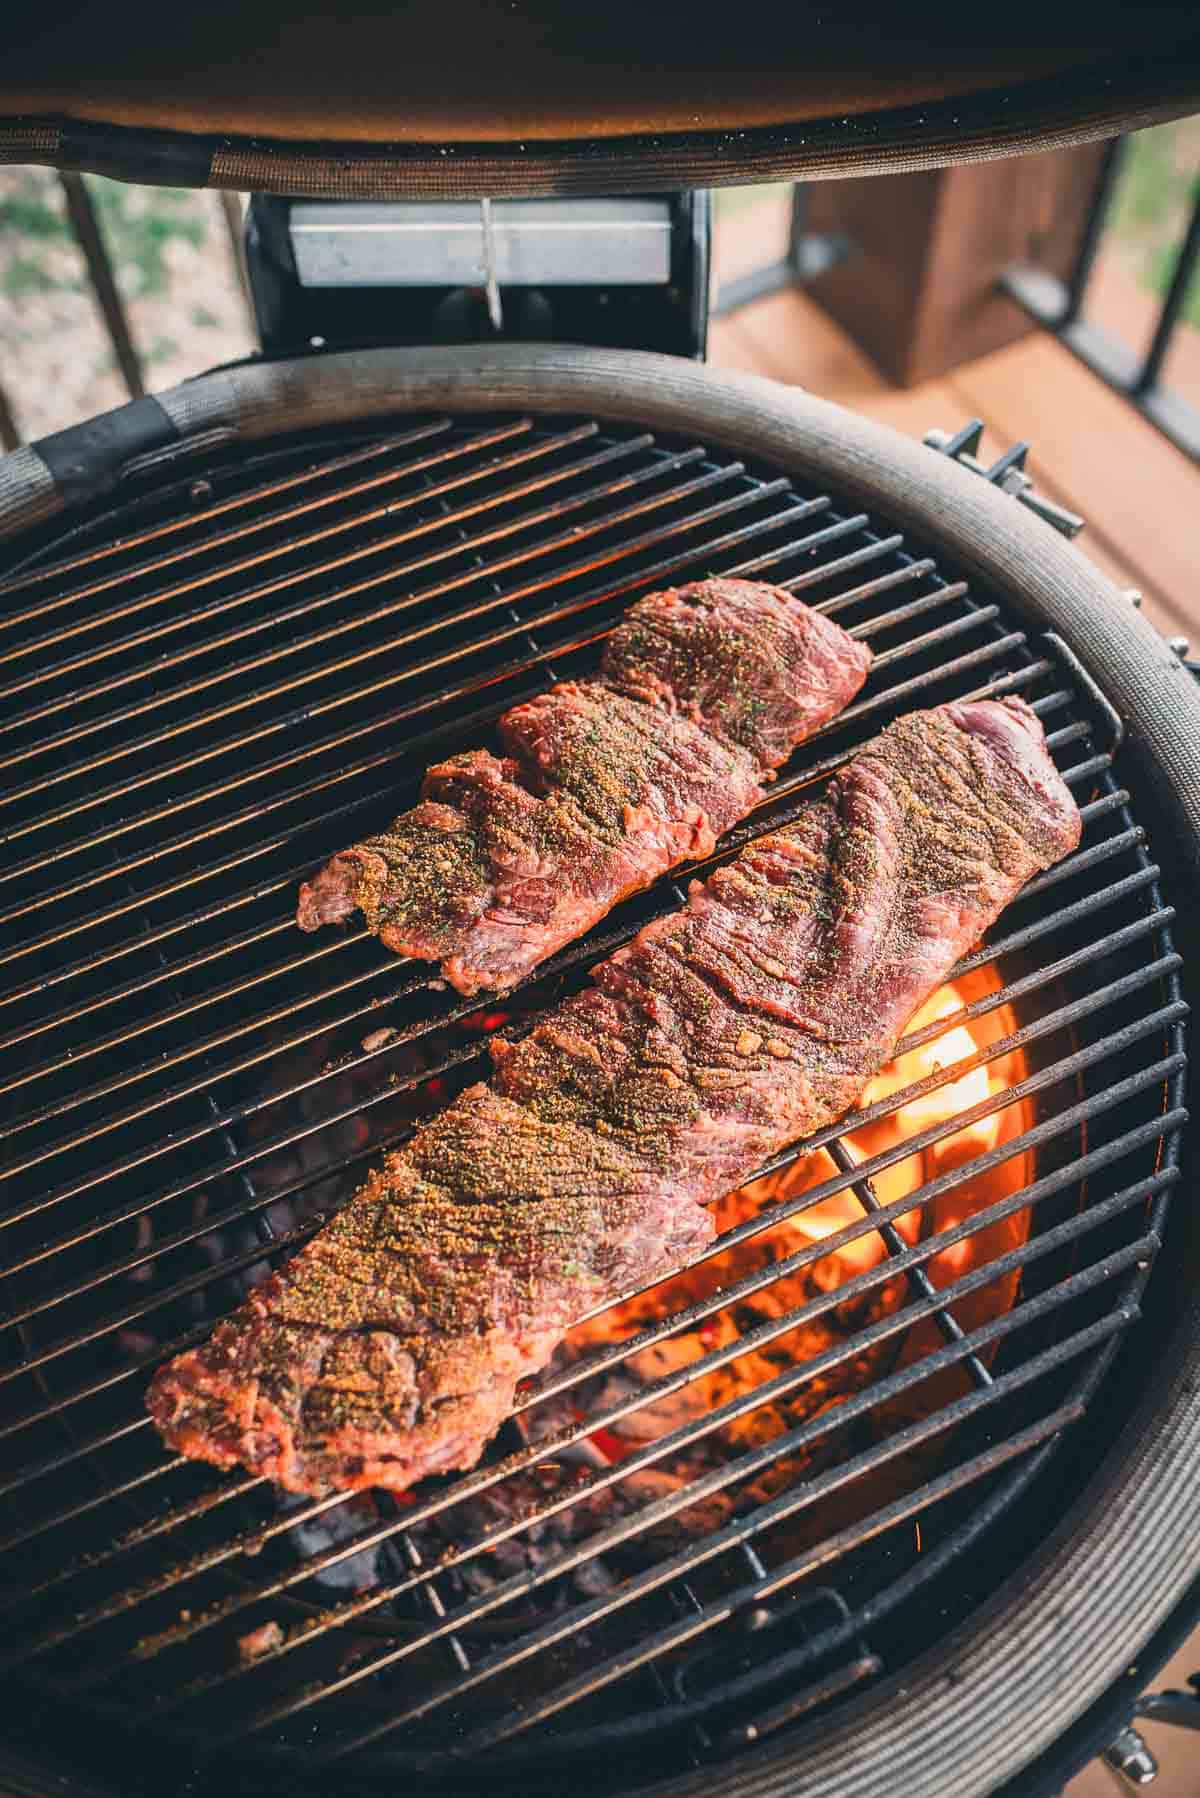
xmin=0 ymin=416 xmax=1186 ymax=1788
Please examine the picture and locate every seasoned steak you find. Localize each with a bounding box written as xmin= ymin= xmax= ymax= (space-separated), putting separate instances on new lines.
xmin=296 ymin=579 xmax=871 ymax=994
xmin=149 ymin=697 xmax=1081 ymax=1497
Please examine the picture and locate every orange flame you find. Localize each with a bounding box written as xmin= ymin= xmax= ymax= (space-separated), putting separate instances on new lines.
xmin=566 ymin=966 xmax=1035 ymax=1467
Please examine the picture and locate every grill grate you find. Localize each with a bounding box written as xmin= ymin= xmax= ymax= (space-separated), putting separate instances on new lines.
xmin=0 ymin=416 xmax=1185 ymax=1788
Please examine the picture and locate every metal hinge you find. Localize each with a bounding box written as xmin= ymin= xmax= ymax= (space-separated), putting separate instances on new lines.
xmin=924 ymin=420 xmax=1085 ymax=539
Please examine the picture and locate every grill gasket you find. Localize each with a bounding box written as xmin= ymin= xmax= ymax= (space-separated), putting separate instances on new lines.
xmin=0 ymin=416 xmax=1185 ymax=1786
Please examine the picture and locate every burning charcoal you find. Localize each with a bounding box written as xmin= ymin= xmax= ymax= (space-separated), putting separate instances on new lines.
xmin=237 ymin=1620 xmax=284 ymax=1664
xmin=276 ymin=1491 xmax=401 ymax=1594
xmin=150 ymin=700 xmax=1077 ymax=1502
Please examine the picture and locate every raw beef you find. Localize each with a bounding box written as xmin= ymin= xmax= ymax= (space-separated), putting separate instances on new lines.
xmin=150 ymin=697 xmax=1081 ymax=1496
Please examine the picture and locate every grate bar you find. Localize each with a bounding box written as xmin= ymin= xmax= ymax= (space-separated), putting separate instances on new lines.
xmin=780 ymin=537 xmax=897 ymax=593
xmin=3 ymin=662 xmax=1090 ymax=1046
xmin=0 ymin=680 xmax=542 ymax=968
xmin=814 ymin=557 xmax=937 ymax=616
xmin=0 ymin=453 xmax=748 ymax=861
xmin=4 ymin=1113 xmax=1177 ymax=1627
xmin=0 ymin=870 xmax=1165 ymax=1323
xmin=911 ymin=864 xmax=1165 ymax=1000
xmin=844 ymin=583 xmax=968 ymax=640
xmin=0 ymin=582 xmax=994 ymax=1009
xmin=863 ymin=606 xmax=999 ymax=671
xmin=699 ymin=1034 xmax=1183 ymax=1278
xmin=518 ymin=1110 xmax=1179 ymax=1423
xmin=0 ymin=473 xmax=810 ymax=912
xmin=2 ymin=947 xmax=1179 ymax=1444
xmin=0 ymin=630 xmax=1036 ymax=1190
xmin=0 ymin=910 xmax=304 ymax=1058
xmin=423 ymin=1395 xmax=1094 ymax=1768
xmin=1059 ymin=751 xmax=1112 ymax=785
xmin=0 ymin=430 xmax=453 ymax=610
xmin=0 ymin=418 xmax=556 ymax=685
xmin=15 ymin=1211 xmax=1156 ymax=1690
xmin=0 ymin=598 xmax=1007 ymax=1128
xmin=0 ymin=959 xmax=1180 ymax=1464
xmin=230 ymin=1293 xmax=1141 ymax=1749
xmin=0 ymin=540 xmax=1021 ymax=959
xmin=161 ymin=1167 xmax=1172 ymax=1726
xmin=4 ymin=1034 xmax=1180 ymax=1657
xmin=397 ymin=1405 xmax=1068 ymax=1773
xmin=1017 ymin=825 xmax=1144 ymax=904
xmin=4 ymin=905 xmax=1169 ymax=1306
xmin=0 ymin=432 xmax=677 ymax=789
xmin=825 ymin=1138 xmax=994 ymax=1391
xmin=0 ymin=868 xmax=1172 ymax=1335
xmin=0 ymin=792 xmax=1162 ymax=1262
xmin=0 ymin=922 xmax=357 ymax=1096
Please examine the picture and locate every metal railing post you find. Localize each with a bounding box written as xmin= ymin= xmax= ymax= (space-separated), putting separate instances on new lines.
xmin=1136 ymin=182 xmax=1200 ymax=396
xmin=1061 ymin=135 xmax=1128 ymax=326
xmin=58 ymin=172 xmax=145 ymax=403
xmin=0 ymin=381 xmax=20 ymax=453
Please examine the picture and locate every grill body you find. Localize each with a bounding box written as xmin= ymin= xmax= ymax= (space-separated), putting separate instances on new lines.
xmin=0 ymin=348 xmax=1197 ymax=1798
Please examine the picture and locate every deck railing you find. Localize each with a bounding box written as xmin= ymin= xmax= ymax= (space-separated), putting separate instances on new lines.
xmin=1 ymin=148 xmax=1197 ymax=459
xmin=1001 ymin=136 xmax=1200 ymax=462
xmin=0 ymin=174 xmax=252 ymax=452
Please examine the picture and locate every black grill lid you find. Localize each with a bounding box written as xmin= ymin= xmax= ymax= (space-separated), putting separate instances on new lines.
xmin=3 ymin=1 xmax=1200 ymax=197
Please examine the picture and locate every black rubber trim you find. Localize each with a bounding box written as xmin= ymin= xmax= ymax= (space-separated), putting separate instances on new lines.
xmin=31 ymin=394 xmax=181 ymax=510
xmin=59 ymin=119 xmax=214 ymax=189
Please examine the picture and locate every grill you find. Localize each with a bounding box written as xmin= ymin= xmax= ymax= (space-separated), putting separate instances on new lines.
xmin=0 ymin=368 xmax=1190 ymax=1796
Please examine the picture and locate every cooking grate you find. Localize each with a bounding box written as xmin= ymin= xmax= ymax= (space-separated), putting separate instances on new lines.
xmin=0 ymin=416 xmax=1186 ymax=1789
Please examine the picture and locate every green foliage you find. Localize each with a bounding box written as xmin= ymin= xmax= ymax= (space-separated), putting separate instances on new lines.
xmin=0 ymin=174 xmax=68 ymax=241
xmin=1110 ymin=124 xmax=1200 ymax=328
xmin=0 ymin=171 xmax=208 ymax=301
xmin=89 ymin=179 xmax=206 ymax=297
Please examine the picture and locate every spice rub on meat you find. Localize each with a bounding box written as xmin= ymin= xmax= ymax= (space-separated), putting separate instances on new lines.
xmin=149 ymin=697 xmax=1081 ymax=1497
xmin=296 ymin=578 xmax=872 ymax=994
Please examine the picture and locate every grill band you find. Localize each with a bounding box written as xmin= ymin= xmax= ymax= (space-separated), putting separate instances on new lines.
xmin=32 ymin=395 xmax=181 ymax=511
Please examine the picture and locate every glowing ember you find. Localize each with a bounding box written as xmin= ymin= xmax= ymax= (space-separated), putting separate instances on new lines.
xmin=562 ymin=968 xmax=1035 ymax=1486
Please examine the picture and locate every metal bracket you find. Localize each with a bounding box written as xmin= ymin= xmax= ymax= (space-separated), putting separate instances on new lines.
xmin=924 ymin=420 xmax=1086 ymax=539
xmin=671 ymin=1583 xmax=881 ymax=1756
xmin=1042 ymin=631 xmax=1126 ymax=754
xmin=1138 ymin=1671 xmax=1200 ymax=1733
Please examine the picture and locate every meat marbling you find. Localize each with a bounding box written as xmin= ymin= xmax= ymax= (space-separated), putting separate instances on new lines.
xmin=148 ymin=697 xmax=1081 ymax=1496
xmin=296 ymin=579 xmax=872 ymax=994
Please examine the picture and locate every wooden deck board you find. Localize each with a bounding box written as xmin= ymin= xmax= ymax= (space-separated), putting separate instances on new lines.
xmin=708 ymin=236 xmax=1199 ymax=643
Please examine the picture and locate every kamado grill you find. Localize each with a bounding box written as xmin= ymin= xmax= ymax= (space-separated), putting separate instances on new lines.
xmin=2 ymin=9 xmax=1200 ymax=1798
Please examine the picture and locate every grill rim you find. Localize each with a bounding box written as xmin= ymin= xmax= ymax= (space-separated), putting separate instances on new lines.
xmin=1 ymin=31 xmax=1199 ymax=203
xmin=0 ymin=346 xmax=1197 ymax=1798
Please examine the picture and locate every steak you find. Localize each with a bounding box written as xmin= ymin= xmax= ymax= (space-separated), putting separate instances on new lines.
xmin=296 ymin=579 xmax=871 ymax=994
xmin=148 ymin=697 xmax=1081 ymax=1497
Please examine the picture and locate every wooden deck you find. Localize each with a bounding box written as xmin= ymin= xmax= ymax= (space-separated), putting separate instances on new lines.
xmin=709 ymin=199 xmax=1200 ymax=645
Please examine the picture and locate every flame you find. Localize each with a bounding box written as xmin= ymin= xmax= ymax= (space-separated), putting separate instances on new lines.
xmin=565 ymin=965 xmax=1036 ymax=1475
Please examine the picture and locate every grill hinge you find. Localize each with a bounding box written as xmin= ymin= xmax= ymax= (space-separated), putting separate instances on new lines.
xmin=924 ymin=420 xmax=1086 ymax=539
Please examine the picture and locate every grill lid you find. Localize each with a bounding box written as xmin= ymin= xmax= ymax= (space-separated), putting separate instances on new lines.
xmin=3 ymin=1 xmax=1200 ymax=197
